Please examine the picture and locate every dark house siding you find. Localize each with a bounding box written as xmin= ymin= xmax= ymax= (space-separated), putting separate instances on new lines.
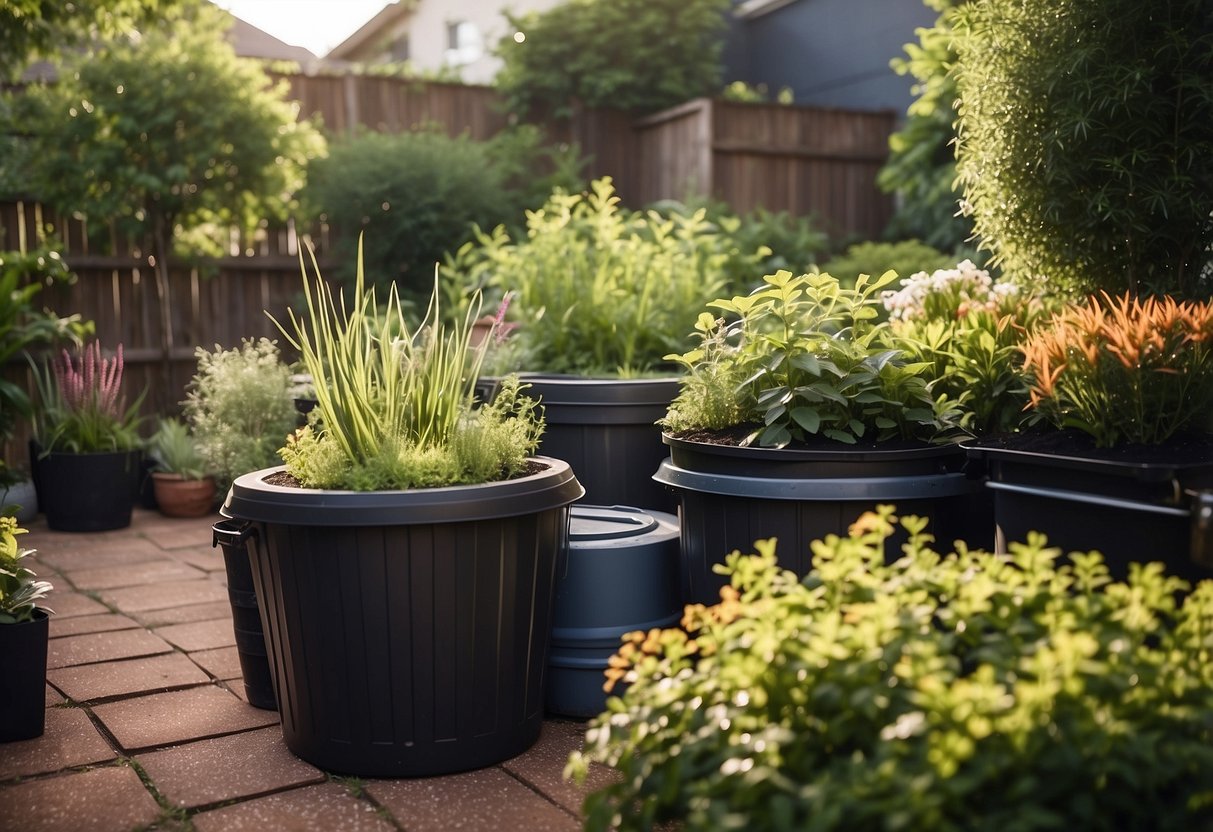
xmin=724 ymin=0 xmax=937 ymax=114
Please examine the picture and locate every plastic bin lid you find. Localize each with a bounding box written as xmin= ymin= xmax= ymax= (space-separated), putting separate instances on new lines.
xmin=570 ymin=505 xmax=671 ymax=542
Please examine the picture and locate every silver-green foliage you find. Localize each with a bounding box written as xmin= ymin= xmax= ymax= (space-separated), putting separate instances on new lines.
xmin=274 ymin=242 xmax=543 ymax=491
xmin=569 ymin=507 xmax=1213 ymax=831
xmin=184 ymin=338 xmax=297 ymax=491
xmin=663 ymin=271 xmax=963 ymax=447
xmin=148 ymin=417 xmax=207 ymax=480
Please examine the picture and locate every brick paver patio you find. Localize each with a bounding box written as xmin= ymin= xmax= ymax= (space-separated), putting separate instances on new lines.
xmin=1 ymin=508 xmax=606 ymax=832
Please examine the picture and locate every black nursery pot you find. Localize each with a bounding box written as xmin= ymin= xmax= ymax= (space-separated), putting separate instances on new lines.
xmin=212 ymin=520 xmax=277 ymax=711
xmin=30 ymin=444 xmax=140 ymax=532
xmin=655 ymin=435 xmax=986 ymax=605
xmin=0 ymin=610 xmax=50 ymax=742
xmin=963 ymin=435 xmax=1213 ymax=584
xmin=222 ymin=459 xmax=584 ymax=778
xmin=508 ymin=375 xmax=680 ymax=512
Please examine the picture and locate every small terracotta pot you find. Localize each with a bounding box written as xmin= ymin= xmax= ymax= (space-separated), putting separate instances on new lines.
xmin=152 ymin=473 xmax=217 ymax=518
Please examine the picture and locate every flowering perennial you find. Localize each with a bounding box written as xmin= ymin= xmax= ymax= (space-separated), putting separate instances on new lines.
xmin=53 ymin=341 xmax=125 ymax=422
xmin=882 ymin=259 xmax=1020 ymax=322
xmin=1021 ymin=293 xmax=1213 ymax=447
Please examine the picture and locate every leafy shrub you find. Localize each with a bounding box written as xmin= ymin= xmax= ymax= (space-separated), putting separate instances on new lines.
xmin=445 ymin=177 xmax=754 ymax=377
xmin=273 ymin=243 xmax=543 ymax=491
xmin=821 ymin=240 xmax=955 ymax=289
xmin=303 ymin=126 xmax=582 ymax=300
xmin=496 ymin=0 xmax=732 ymax=118
xmin=183 ymin=338 xmax=297 ymax=491
xmin=662 ymin=270 xmax=964 ymax=446
xmin=569 ymin=506 xmax=1213 ymax=831
xmin=1020 ymin=293 xmax=1213 ymax=447
xmin=953 ymin=0 xmax=1213 ymax=296
xmin=0 ymin=514 xmax=51 ymax=624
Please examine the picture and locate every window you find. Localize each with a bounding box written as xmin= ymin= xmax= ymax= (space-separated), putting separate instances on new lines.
xmin=389 ymin=34 xmax=409 ymax=63
xmin=444 ymin=20 xmax=482 ymax=66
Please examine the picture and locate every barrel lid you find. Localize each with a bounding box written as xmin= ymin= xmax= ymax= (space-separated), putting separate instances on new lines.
xmin=570 ymin=505 xmax=662 ymax=541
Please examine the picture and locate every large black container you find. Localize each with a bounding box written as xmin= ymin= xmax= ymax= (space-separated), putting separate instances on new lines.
xmin=31 ymin=445 xmax=140 ymax=532
xmin=212 ymin=520 xmax=277 ymax=710
xmin=547 ymin=505 xmax=681 ymax=718
xmin=222 ymin=459 xmax=583 ymax=777
xmin=655 ymin=435 xmax=984 ymax=605
xmin=518 ymin=375 xmax=679 ymax=512
xmin=0 ymin=610 xmax=49 ymax=742
xmin=964 ymin=439 xmax=1213 ymax=584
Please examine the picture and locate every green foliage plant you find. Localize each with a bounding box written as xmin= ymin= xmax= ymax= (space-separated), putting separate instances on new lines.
xmin=272 ymin=239 xmax=544 ymax=491
xmin=16 ymin=3 xmax=324 ymax=355
xmin=496 ymin=0 xmax=732 ymax=118
xmin=568 ymin=506 xmax=1213 ymax=831
xmin=0 ymin=243 xmax=91 ymax=461
xmin=1020 ymin=293 xmax=1213 ymax=447
xmin=662 ymin=270 xmax=964 ymax=447
xmin=820 ymin=239 xmax=955 ymax=290
xmin=0 ymin=514 xmax=52 ymax=624
xmin=303 ymin=125 xmax=581 ymax=300
xmin=445 ymin=177 xmax=750 ymax=378
xmin=882 ymin=260 xmax=1056 ymax=434
xmin=148 ymin=418 xmax=207 ymax=480
xmin=183 ymin=338 xmax=297 ymax=492
xmin=953 ymin=0 xmax=1213 ymax=296
xmin=32 ymin=341 xmax=142 ymax=454
xmin=878 ymin=0 xmax=972 ymax=251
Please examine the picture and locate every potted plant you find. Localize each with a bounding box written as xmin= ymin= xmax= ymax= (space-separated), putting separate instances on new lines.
xmin=0 ymin=512 xmax=54 ymax=742
xmin=29 ymin=341 xmax=143 ymax=532
xmin=221 ymin=241 xmax=584 ymax=777
xmin=656 ymin=268 xmax=976 ymax=603
xmin=0 ymin=243 xmax=90 ymax=523
xmin=444 ymin=177 xmax=758 ymax=510
xmin=963 ymin=292 xmax=1213 ymax=583
xmin=569 ymin=508 xmax=1213 ymax=830
xmin=146 ymin=417 xmax=216 ymax=518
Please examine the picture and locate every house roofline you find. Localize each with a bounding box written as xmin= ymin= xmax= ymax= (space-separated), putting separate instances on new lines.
xmin=734 ymin=0 xmax=799 ymax=20
xmin=327 ymin=1 xmax=414 ymax=59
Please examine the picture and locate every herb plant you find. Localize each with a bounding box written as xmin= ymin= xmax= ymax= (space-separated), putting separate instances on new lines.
xmin=445 ymin=177 xmax=749 ymax=377
xmin=569 ymin=506 xmax=1213 ymax=831
xmin=32 ymin=342 xmax=142 ymax=453
xmin=273 ymin=240 xmax=544 ymax=491
xmin=0 ymin=514 xmax=52 ymax=624
xmin=184 ymin=338 xmax=297 ymax=492
xmin=662 ymin=270 xmax=963 ymax=447
xmin=1020 ymin=293 xmax=1213 ymax=447
xmin=148 ymin=418 xmax=208 ymax=480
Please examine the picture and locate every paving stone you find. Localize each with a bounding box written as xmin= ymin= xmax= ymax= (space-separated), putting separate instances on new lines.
xmin=0 ymin=765 xmax=161 ymax=832
xmin=100 ymin=578 xmax=229 ymax=613
xmin=0 ymin=706 xmax=116 ymax=781
xmin=190 ymin=645 xmax=243 ymax=680
xmin=66 ymin=558 xmax=205 ymax=590
xmin=137 ymin=726 xmax=324 ymax=810
xmin=131 ymin=599 xmax=233 ymax=627
xmin=33 ymin=537 xmax=166 ymax=570
xmin=504 ymin=719 xmax=619 ymax=816
xmin=366 ymin=767 xmax=580 ymax=832
xmin=93 ymin=684 xmax=279 ymax=751
xmin=45 ymin=683 xmax=63 ymax=706
xmin=192 ymin=783 xmax=395 ymax=832
xmin=156 ymin=617 xmax=237 ymax=652
xmin=142 ymin=519 xmax=217 ymax=550
xmin=48 ymin=612 xmax=140 ymax=639
xmin=41 ymin=591 xmax=109 ymax=619
xmin=48 ymin=652 xmax=211 ymax=702
xmin=47 ymin=628 xmax=173 ymax=669
xmin=172 ymin=545 xmax=227 ymax=573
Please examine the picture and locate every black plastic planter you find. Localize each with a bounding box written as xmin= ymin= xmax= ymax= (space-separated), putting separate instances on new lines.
xmin=0 ymin=610 xmax=49 ymax=742
xmin=547 ymin=505 xmax=681 ymax=718
xmin=513 ymin=375 xmax=680 ymax=512
xmin=655 ymin=435 xmax=986 ymax=605
xmin=30 ymin=445 xmax=140 ymax=532
xmin=212 ymin=520 xmax=277 ymax=710
xmin=221 ymin=459 xmax=584 ymax=777
xmin=963 ymin=438 xmax=1213 ymax=584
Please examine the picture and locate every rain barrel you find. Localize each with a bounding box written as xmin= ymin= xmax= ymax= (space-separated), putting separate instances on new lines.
xmin=547 ymin=505 xmax=682 ymax=718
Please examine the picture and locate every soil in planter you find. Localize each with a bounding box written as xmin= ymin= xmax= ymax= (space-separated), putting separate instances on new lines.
xmin=670 ymin=425 xmax=950 ymax=454
xmin=261 ymin=459 xmax=550 ymax=489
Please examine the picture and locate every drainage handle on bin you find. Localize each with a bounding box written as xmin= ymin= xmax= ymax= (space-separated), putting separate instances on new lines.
xmin=213 ymin=520 xmax=256 ymax=549
xmin=1191 ymin=491 xmax=1213 ymax=569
